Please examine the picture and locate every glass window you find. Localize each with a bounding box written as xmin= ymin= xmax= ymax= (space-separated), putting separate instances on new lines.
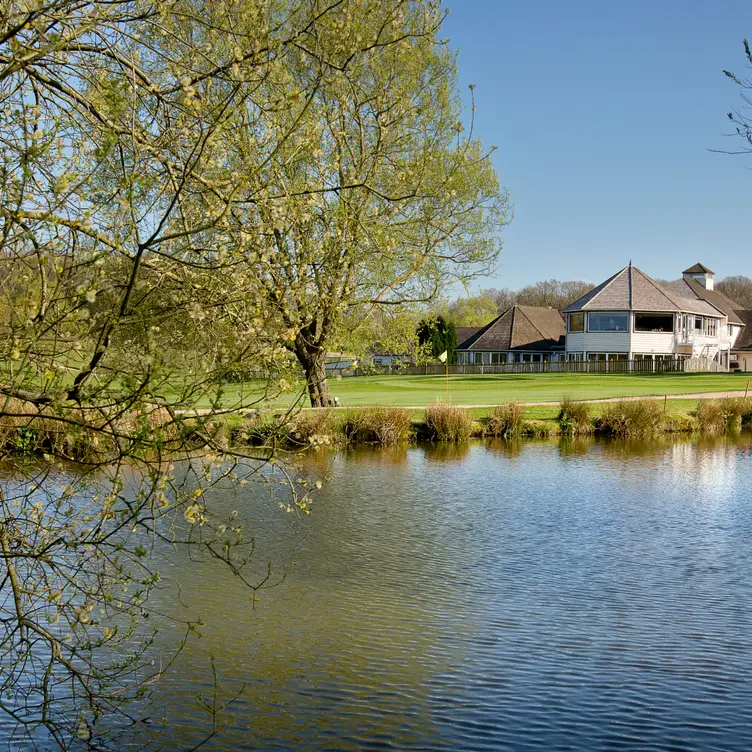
xmin=694 ymin=317 xmax=702 ymax=331
xmin=588 ymin=313 xmax=629 ymax=332
xmin=705 ymin=319 xmax=717 ymax=336
xmin=568 ymin=313 xmax=584 ymax=332
xmin=587 ymin=353 xmax=607 ymax=361
xmin=607 ymin=353 xmax=627 ymax=360
xmin=634 ymin=313 xmax=674 ymax=333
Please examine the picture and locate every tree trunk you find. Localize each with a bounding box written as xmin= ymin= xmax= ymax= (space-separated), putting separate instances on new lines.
xmin=299 ymin=349 xmax=333 ymax=408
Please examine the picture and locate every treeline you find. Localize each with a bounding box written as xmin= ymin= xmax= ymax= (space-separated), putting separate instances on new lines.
xmin=439 ymin=279 xmax=593 ymax=327
xmin=439 ymin=275 xmax=752 ymax=328
xmin=717 ymin=276 xmax=752 ymax=309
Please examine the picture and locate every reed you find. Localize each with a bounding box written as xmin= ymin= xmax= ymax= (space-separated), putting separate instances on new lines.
xmin=424 ymin=404 xmax=472 ymax=442
xmin=597 ymin=399 xmax=664 ymax=437
xmin=557 ymin=398 xmax=593 ymax=435
xmin=487 ymin=402 xmax=525 ymax=438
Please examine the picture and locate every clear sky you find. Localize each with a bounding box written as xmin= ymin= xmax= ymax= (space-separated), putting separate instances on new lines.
xmin=442 ymin=0 xmax=752 ymax=290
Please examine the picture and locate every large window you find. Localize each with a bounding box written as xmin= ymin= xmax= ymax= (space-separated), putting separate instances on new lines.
xmin=705 ymin=318 xmax=717 ymax=337
xmin=568 ymin=312 xmax=584 ymax=332
xmin=634 ymin=313 xmax=674 ymax=333
xmin=588 ymin=313 xmax=629 ymax=332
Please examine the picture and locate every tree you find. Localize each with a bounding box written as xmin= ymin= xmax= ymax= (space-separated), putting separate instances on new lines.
xmin=417 ymin=315 xmax=457 ymax=361
xmin=717 ymin=276 xmax=752 ymax=309
xmin=723 ymin=39 xmax=752 ymax=154
xmin=443 ymin=280 xmax=594 ymax=328
xmin=447 ymin=291 xmax=500 ymax=326
xmin=514 ymin=279 xmax=593 ymax=309
xmin=206 ymin=0 xmax=509 ymax=406
xmin=1 ymin=0 xmax=415 ymax=746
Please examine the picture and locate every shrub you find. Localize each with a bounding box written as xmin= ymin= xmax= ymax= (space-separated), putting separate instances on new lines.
xmin=289 ymin=409 xmax=340 ymax=447
xmin=522 ymin=419 xmax=560 ymax=437
xmin=663 ymin=412 xmax=699 ymax=433
xmin=597 ymin=399 xmax=664 ymax=437
xmin=341 ymin=407 xmax=412 ymax=445
xmin=487 ymin=402 xmax=525 ymax=438
xmin=424 ymin=404 xmax=472 ymax=442
xmin=557 ymin=398 xmax=593 ymax=435
xmin=696 ymin=398 xmax=752 ymax=434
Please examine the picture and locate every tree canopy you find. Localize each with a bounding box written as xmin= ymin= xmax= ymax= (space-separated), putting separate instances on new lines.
xmin=1 ymin=0 xmax=506 ymax=746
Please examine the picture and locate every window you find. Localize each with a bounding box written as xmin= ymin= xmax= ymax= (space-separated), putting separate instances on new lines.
xmin=634 ymin=313 xmax=674 ymax=333
xmin=587 ymin=353 xmax=607 ymax=361
xmin=607 ymin=353 xmax=628 ymax=360
xmin=588 ymin=313 xmax=629 ymax=332
xmin=567 ymin=352 xmax=583 ymax=361
xmin=568 ymin=312 xmax=584 ymax=332
xmin=694 ymin=317 xmax=702 ymax=331
xmin=705 ymin=319 xmax=717 ymax=337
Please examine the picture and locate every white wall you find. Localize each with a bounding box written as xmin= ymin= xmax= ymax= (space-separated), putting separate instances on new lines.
xmin=566 ymin=332 xmax=630 ymax=353
xmin=630 ymin=332 xmax=675 ymax=354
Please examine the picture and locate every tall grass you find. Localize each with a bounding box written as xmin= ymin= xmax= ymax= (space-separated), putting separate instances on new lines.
xmin=696 ymin=398 xmax=752 ymax=433
xmin=341 ymin=407 xmax=412 ymax=445
xmin=487 ymin=402 xmax=525 ymax=438
xmin=424 ymin=404 xmax=472 ymax=442
xmin=557 ymin=398 xmax=593 ymax=435
xmin=597 ymin=399 xmax=664 ymax=437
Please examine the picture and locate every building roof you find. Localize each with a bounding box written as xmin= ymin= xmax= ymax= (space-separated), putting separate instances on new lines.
xmin=457 ymin=305 xmax=565 ymax=352
xmin=563 ymin=264 xmax=722 ymax=317
xmin=733 ymin=310 xmax=752 ymax=350
xmin=456 ymin=326 xmax=482 ymax=349
xmin=682 ymin=262 xmax=714 ymax=275
xmin=663 ymin=278 xmax=745 ymax=326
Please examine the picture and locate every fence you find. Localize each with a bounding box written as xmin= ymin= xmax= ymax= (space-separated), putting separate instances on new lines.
xmin=334 ymin=356 xmax=722 ymax=378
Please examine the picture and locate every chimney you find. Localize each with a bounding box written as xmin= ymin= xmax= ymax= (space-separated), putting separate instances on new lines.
xmin=682 ymin=263 xmax=714 ymax=291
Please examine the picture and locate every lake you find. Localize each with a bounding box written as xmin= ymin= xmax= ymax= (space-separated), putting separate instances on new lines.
xmin=116 ymin=432 xmax=752 ymax=751
xmin=6 ymin=433 xmax=752 ymax=750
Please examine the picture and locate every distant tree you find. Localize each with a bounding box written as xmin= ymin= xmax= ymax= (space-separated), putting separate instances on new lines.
xmin=417 ymin=316 xmax=457 ymax=362
xmin=447 ymin=293 xmax=500 ymax=326
xmin=717 ymin=276 xmax=752 ymax=309
xmin=515 ymin=279 xmax=593 ymax=309
xmin=445 ymin=280 xmax=593 ymax=326
xmin=484 ymin=287 xmax=518 ymax=313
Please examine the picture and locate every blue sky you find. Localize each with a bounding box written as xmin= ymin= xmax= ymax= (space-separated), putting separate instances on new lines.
xmin=442 ymin=0 xmax=752 ymax=290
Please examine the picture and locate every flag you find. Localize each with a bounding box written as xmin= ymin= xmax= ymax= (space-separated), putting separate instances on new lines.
xmin=438 ymin=351 xmax=447 ymax=363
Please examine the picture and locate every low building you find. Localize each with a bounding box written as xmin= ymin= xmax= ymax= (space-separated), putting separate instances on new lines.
xmin=731 ymin=310 xmax=752 ymax=371
xmin=563 ymin=263 xmax=739 ymax=368
xmin=455 ymin=305 xmax=565 ymax=364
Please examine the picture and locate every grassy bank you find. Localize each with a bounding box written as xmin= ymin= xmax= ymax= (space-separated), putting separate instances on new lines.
xmin=4 ymin=396 xmax=751 ymax=461
xmin=230 ymin=397 xmax=752 ymax=449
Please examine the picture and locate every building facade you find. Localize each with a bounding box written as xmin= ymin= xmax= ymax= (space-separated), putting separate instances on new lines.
xmin=563 ymin=264 xmax=741 ymax=368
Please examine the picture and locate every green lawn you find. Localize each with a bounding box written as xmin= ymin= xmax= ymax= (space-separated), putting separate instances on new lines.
xmin=316 ymin=372 xmax=750 ymax=407
xmin=202 ymin=372 xmax=752 ymax=411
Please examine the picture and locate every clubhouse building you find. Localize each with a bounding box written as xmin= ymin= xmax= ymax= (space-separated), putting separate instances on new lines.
xmin=456 ymin=263 xmax=747 ymax=371
xmin=562 ymin=263 xmax=743 ymax=369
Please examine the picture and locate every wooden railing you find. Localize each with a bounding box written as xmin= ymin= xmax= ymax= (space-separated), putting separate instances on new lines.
xmin=334 ymin=356 xmax=723 ymax=378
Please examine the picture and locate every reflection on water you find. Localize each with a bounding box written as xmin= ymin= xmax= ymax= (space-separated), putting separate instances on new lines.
xmin=7 ymin=432 xmax=752 ymax=751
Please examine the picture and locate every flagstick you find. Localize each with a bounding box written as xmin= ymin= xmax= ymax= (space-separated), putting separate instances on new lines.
xmin=446 ymin=360 xmax=449 ymax=395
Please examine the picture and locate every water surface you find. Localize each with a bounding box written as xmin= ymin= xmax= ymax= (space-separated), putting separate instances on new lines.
xmin=130 ymin=433 xmax=752 ymax=751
